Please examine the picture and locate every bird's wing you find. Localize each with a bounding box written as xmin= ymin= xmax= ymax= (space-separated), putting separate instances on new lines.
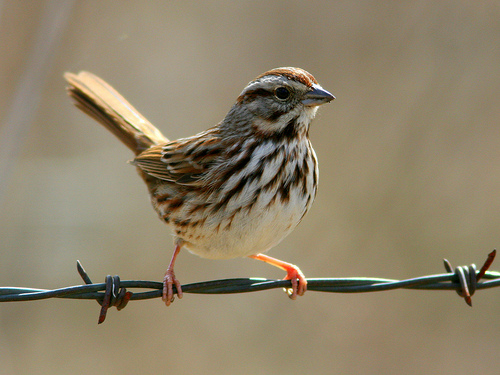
xmin=133 ymin=128 xmax=225 ymax=186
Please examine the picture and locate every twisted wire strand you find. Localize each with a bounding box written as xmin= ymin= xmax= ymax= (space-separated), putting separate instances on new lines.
xmin=0 ymin=250 xmax=497 ymax=323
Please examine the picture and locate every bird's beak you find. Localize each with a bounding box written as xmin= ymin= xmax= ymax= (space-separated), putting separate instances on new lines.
xmin=302 ymin=84 xmax=335 ymax=107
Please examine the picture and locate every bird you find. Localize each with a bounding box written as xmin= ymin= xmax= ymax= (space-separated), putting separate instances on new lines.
xmin=64 ymin=67 xmax=334 ymax=306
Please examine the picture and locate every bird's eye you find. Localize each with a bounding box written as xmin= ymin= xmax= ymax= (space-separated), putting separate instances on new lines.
xmin=274 ymin=87 xmax=290 ymax=100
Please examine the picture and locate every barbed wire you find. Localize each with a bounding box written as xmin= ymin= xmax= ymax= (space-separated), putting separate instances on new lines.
xmin=0 ymin=250 xmax=498 ymax=324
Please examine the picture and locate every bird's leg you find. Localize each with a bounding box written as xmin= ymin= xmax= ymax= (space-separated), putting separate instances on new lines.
xmin=163 ymin=243 xmax=183 ymax=306
xmin=249 ymin=253 xmax=307 ymax=299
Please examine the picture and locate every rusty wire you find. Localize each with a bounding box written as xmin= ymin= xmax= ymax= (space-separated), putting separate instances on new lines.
xmin=0 ymin=250 xmax=498 ymax=324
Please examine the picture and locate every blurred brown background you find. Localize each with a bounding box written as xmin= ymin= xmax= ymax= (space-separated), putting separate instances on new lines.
xmin=1 ymin=1 xmax=499 ymax=374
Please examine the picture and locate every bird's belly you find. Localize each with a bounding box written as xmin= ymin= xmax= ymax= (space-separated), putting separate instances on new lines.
xmin=177 ymin=188 xmax=313 ymax=260
xmin=151 ymin=139 xmax=318 ymax=260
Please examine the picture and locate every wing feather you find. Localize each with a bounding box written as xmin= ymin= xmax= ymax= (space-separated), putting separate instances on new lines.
xmin=134 ymin=128 xmax=225 ymax=186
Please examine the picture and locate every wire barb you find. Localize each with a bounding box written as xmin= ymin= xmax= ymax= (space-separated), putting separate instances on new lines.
xmin=477 ymin=249 xmax=497 ymax=281
xmin=77 ymin=260 xmax=132 ymax=323
xmin=443 ymin=249 xmax=496 ymax=306
xmin=1 ymin=251 xmax=499 ymax=324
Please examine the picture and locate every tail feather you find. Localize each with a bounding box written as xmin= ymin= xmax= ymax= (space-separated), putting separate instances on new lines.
xmin=64 ymin=71 xmax=168 ymax=154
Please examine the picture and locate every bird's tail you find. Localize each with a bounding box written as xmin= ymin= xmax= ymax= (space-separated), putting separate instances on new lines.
xmin=64 ymin=71 xmax=168 ymax=155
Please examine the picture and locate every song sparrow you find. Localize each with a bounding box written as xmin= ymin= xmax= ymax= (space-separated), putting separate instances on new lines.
xmin=64 ymin=67 xmax=334 ymax=306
